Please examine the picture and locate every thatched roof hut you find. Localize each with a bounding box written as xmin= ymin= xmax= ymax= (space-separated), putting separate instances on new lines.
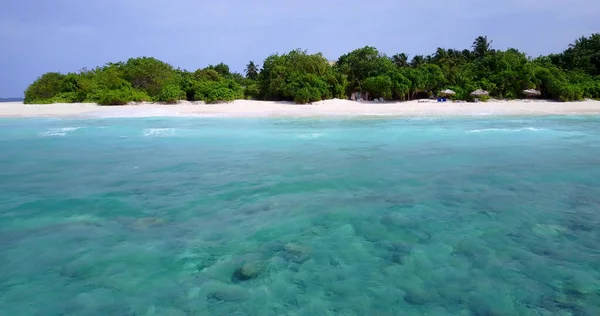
xmin=470 ymin=89 xmax=489 ymax=96
xmin=523 ymin=89 xmax=541 ymax=97
xmin=440 ymin=89 xmax=456 ymax=96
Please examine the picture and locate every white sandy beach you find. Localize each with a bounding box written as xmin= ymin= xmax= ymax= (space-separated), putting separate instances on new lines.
xmin=1 ymin=99 xmax=600 ymax=118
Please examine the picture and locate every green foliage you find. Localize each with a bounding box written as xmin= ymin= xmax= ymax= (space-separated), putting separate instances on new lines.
xmin=22 ymin=34 xmax=600 ymax=104
xmin=186 ymin=66 xmax=245 ymax=103
xmin=259 ymin=49 xmax=339 ymax=103
xmin=23 ymin=58 xmax=247 ymax=105
xmin=81 ymin=65 xmax=152 ymax=105
xmin=410 ymin=55 xmax=425 ymax=68
xmin=472 ymin=36 xmax=494 ymax=59
xmin=193 ymin=79 xmax=244 ymax=103
xmin=24 ymin=72 xmax=66 ymax=103
xmin=94 ymin=86 xmax=151 ymax=105
xmin=581 ymin=79 xmax=600 ymax=99
xmin=243 ymin=83 xmax=261 ymax=100
xmin=157 ymin=84 xmax=186 ymax=103
xmin=293 ymin=87 xmax=322 ymax=104
xmin=475 ymin=94 xmax=491 ymax=102
xmin=364 ymin=75 xmax=392 ymax=99
xmin=392 ymin=53 xmax=408 ymax=68
xmin=206 ymin=63 xmax=231 ymax=77
xmin=390 ymin=71 xmax=411 ymax=100
xmin=550 ymin=34 xmax=600 ymax=76
xmin=245 ymin=61 xmax=259 ymax=80
xmin=194 ymin=69 xmax=221 ymax=82
xmin=122 ymin=57 xmax=176 ymax=98
xmin=420 ymin=64 xmax=445 ymax=93
xmin=446 ymin=86 xmax=467 ymax=100
xmin=176 ymin=69 xmax=196 ymax=101
xmin=467 ymin=49 xmax=532 ymax=98
xmin=329 ymin=72 xmax=348 ymax=99
xmin=50 ymin=92 xmax=79 ymax=103
xmin=93 ymin=65 xmax=127 ymax=90
xmin=335 ymin=46 xmax=394 ymax=95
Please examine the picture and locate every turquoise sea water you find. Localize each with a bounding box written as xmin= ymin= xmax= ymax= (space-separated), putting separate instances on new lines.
xmin=1 ymin=116 xmax=600 ymax=315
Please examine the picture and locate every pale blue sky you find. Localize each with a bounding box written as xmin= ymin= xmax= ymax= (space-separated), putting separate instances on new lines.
xmin=1 ymin=0 xmax=599 ymax=97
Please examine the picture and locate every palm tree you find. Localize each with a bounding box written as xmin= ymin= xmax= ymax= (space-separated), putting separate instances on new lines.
xmin=410 ymin=55 xmax=425 ymax=68
xmin=472 ymin=36 xmax=493 ymax=58
xmin=245 ymin=61 xmax=259 ymax=80
xmin=461 ymin=49 xmax=473 ymax=60
xmin=392 ymin=53 xmax=409 ymax=67
xmin=432 ymin=48 xmax=449 ymax=64
xmin=569 ymin=36 xmax=587 ymax=49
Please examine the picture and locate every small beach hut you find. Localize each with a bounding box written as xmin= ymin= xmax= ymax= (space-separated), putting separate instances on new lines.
xmin=523 ymin=89 xmax=541 ymax=98
xmin=470 ymin=89 xmax=489 ymax=97
xmin=440 ymin=89 xmax=456 ymax=96
xmin=437 ymin=89 xmax=455 ymax=102
xmin=470 ymin=89 xmax=489 ymax=102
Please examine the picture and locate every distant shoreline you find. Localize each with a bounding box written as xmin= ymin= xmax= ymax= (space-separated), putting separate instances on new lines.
xmin=0 ymin=98 xmax=24 ymax=103
xmin=2 ymin=99 xmax=600 ymax=118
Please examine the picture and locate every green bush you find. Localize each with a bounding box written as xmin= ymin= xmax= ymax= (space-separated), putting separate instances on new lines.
xmin=582 ymin=81 xmax=600 ymax=99
xmin=259 ymin=50 xmax=341 ymax=103
xmin=193 ymin=80 xmax=243 ymax=103
xmin=94 ymin=87 xmax=151 ymax=105
xmin=476 ymin=95 xmax=491 ymax=102
xmin=292 ymin=86 xmax=322 ymax=104
xmin=24 ymin=72 xmax=65 ymax=104
xmin=122 ymin=57 xmax=176 ymax=97
xmin=156 ymin=84 xmax=185 ymax=103
xmin=50 ymin=92 xmax=79 ymax=103
xmin=243 ymin=83 xmax=261 ymax=100
xmin=364 ymin=75 xmax=393 ymax=99
xmin=96 ymin=90 xmax=129 ymax=105
xmin=557 ymin=85 xmax=584 ymax=102
xmin=446 ymin=86 xmax=467 ymax=100
xmin=293 ymin=88 xmax=311 ymax=104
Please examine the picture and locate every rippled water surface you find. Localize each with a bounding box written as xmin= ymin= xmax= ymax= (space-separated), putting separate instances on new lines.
xmin=1 ymin=116 xmax=600 ymax=315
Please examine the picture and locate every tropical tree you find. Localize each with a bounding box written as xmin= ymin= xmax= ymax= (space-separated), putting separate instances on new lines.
xmin=472 ymin=36 xmax=494 ymax=58
xmin=392 ymin=53 xmax=409 ymax=68
xmin=259 ymin=49 xmax=342 ymax=103
xmin=335 ymin=46 xmax=394 ymax=95
xmin=410 ymin=55 xmax=425 ymax=68
xmin=432 ymin=48 xmax=448 ymax=64
xmin=120 ymin=57 xmax=177 ymax=98
xmin=364 ymin=75 xmax=392 ymax=99
xmin=245 ymin=61 xmax=259 ymax=80
xmin=24 ymin=72 xmax=65 ymax=103
xmin=22 ymin=33 xmax=600 ymax=104
xmin=551 ymin=33 xmax=600 ymax=76
xmin=206 ymin=63 xmax=232 ymax=77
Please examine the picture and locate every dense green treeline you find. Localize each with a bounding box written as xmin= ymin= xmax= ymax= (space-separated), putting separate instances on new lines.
xmin=24 ymin=34 xmax=600 ymax=104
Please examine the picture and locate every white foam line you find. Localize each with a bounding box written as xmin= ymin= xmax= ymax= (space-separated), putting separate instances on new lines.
xmin=38 ymin=126 xmax=83 ymax=137
xmin=467 ymin=127 xmax=546 ymax=133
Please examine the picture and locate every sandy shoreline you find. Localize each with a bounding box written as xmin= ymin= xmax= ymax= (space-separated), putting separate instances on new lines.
xmin=1 ymin=99 xmax=600 ymax=118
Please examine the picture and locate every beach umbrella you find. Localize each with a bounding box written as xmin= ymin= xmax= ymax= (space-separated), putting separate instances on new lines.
xmin=470 ymin=89 xmax=489 ymax=97
xmin=440 ymin=89 xmax=456 ymax=96
xmin=522 ymin=89 xmax=541 ymax=97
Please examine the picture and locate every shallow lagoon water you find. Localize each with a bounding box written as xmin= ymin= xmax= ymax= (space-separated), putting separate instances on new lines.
xmin=1 ymin=116 xmax=600 ymax=315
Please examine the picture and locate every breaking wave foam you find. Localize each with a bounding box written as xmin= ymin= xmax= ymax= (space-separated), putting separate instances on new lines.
xmin=143 ymin=128 xmax=174 ymax=136
xmin=298 ymin=133 xmax=323 ymax=140
xmin=467 ymin=127 xmax=546 ymax=133
xmin=38 ymin=127 xmax=83 ymax=137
